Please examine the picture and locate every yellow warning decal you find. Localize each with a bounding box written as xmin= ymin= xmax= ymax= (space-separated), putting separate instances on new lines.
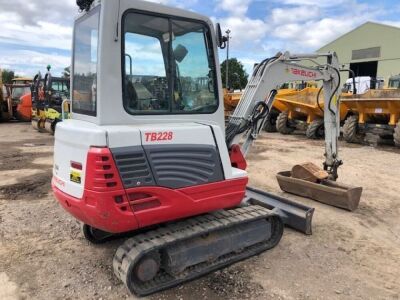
xmin=70 ymin=169 xmax=81 ymax=184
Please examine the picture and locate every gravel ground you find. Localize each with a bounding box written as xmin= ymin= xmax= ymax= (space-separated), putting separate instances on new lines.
xmin=0 ymin=122 xmax=399 ymax=300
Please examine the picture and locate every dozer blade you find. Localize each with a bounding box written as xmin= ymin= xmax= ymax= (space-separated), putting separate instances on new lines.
xmin=277 ymin=171 xmax=362 ymax=211
xmin=113 ymin=205 xmax=283 ymax=296
xmin=243 ymin=186 xmax=314 ymax=235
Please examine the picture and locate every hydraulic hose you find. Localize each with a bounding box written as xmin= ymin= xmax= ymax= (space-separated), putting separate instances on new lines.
xmin=328 ymin=67 xmax=341 ymax=116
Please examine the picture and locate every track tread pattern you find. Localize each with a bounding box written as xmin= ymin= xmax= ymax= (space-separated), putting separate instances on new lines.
xmin=276 ymin=111 xmax=295 ymax=135
xmin=113 ymin=205 xmax=283 ymax=296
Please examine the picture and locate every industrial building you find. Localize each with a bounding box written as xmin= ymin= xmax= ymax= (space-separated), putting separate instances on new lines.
xmin=317 ymin=22 xmax=400 ymax=86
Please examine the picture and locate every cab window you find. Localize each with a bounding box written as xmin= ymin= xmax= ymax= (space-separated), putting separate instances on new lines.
xmin=122 ymin=12 xmax=218 ymax=115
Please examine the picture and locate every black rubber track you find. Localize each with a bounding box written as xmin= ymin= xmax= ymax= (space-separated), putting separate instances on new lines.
xmin=276 ymin=111 xmax=295 ymax=134
xmin=306 ymin=119 xmax=324 ymax=139
xmin=113 ymin=205 xmax=283 ymax=296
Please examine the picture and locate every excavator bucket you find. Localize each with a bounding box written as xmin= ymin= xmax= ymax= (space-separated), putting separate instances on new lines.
xmin=276 ymin=170 xmax=362 ymax=211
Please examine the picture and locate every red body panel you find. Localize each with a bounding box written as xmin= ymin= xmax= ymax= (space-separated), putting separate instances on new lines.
xmin=229 ymin=144 xmax=247 ymax=170
xmin=53 ymin=178 xmax=248 ymax=233
xmin=52 ymin=147 xmax=248 ymax=233
xmin=16 ymin=93 xmax=32 ymax=121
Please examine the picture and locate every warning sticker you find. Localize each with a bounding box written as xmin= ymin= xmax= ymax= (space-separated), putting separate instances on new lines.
xmin=70 ymin=169 xmax=81 ymax=184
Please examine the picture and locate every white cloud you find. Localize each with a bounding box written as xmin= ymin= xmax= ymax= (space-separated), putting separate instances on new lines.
xmin=0 ymin=0 xmax=76 ymax=26
xmin=216 ymin=16 xmax=269 ymax=49
xmin=0 ymin=50 xmax=70 ymax=76
xmin=271 ymin=6 xmax=320 ymax=23
xmin=145 ymin=0 xmax=198 ymax=9
xmin=0 ymin=17 xmax=72 ymax=50
xmin=0 ymin=0 xmax=75 ymax=76
xmin=380 ymin=21 xmax=400 ymax=28
xmin=216 ymin=0 xmax=252 ymax=17
xmin=278 ymin=0 xmax=349 ymax=7
xmin=266 ymin=2 xmax=380 ymax=51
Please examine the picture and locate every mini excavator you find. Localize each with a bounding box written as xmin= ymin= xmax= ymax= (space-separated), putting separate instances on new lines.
xmin=53 ymin=0 xmax=345 ymax=296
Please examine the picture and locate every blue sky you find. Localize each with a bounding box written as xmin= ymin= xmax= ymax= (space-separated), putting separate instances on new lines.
xmin=0 ymin=0 xmax=399 ymax=77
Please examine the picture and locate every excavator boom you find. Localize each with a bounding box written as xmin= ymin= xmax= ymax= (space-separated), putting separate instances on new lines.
xmin=226 ymin=51 xmax=342 ymax=178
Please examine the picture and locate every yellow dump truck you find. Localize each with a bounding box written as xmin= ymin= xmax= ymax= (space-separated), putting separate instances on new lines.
xmin=341 ymin=88 xmax=400 ymax=146
xmin=273 ymin=87 xmax=349 ymax=139
xmin=223 ymin=88 xmax=243 ymax=120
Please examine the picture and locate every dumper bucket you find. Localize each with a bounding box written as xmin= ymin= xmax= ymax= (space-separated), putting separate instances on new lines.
xmin=276 ymin=171 xmax=362 ymax=211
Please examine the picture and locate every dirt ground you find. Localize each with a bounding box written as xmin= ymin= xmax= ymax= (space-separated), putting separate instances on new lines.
xmin=0 ymin=122 xmax=399 ymax=300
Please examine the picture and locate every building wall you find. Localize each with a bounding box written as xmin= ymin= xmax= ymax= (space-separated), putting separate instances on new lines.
xmin=317 ymin=22 xmax=400 ymax=86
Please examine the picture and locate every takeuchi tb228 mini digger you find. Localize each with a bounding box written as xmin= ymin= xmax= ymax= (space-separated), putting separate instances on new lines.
xmin=53 ymin=0 xmax=344 ymax=296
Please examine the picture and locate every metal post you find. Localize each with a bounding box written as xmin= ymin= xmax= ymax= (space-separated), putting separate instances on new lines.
xmin=225 ymin=29 xmax=231 ymax=90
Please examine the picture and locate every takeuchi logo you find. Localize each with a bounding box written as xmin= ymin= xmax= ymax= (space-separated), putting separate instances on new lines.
xmin=290 ymin=68 xmax=317 ymax=78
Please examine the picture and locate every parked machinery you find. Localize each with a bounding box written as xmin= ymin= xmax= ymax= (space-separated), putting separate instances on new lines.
xmin=5 ymin=79 xmax=32 ymax=121
xmin=223 ymin=88 xmax=243 ymax=120
xmin=224 ymin=82 xmax=321 ymax=134
xmin=0 ymin=68 xmax=12 ymax=121
xmin=338 ymin=75 xmax=399 ymax=146
xmin=341 ymin=88 xmax=400 ymax=147
xmin=31 ymin=66 xmax=70 ymax=134
xmin=273 ymin=87 xmax=349 ymax=139
xmin=43 ymin=76 xmax=70 ymax=134
xmin=31 ymin=71 xmax=46 ymax=130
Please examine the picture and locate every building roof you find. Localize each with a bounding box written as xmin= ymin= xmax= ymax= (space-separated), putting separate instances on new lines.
xmin=317 ymin=21 xmax=400 ymax=52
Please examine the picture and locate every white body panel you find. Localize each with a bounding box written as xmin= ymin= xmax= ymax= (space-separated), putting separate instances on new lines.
xmin=71 ymin=0 xmax=225 ymax=134
xmin=55 ymin=1 xmax=249 ymax=199
xmin=53 ymin=120 xmax=107 ymax=198
xmin=139 ymin=124 xmax=215 ymax=146
xmin=53 ymin=120 xmax=245 ymax=198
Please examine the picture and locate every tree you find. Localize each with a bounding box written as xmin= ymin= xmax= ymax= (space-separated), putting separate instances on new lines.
xmin=220 ymin=58 xmax=248 ymax=90
xmin=62 ymin=66 xmax=70 ymax=78
xmin=1 ymin=69 xmax=15 ymax=84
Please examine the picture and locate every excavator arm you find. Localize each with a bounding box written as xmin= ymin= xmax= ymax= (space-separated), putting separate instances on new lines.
xmin=226 ymin=51 xmax=342 ymax=179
